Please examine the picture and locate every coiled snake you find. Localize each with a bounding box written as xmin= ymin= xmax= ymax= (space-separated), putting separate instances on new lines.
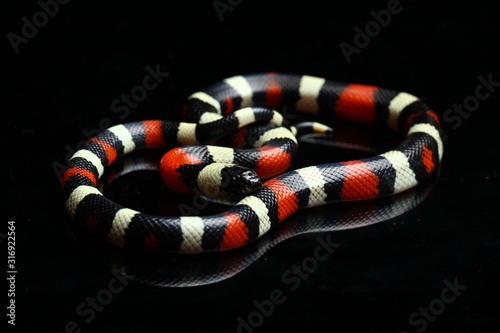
xmin=61 ymin=73 xmax=443 ymax=254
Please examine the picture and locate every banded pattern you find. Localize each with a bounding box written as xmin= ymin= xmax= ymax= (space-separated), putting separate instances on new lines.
xmin=116 ymin=176 xmax=433 ymax=287
xmin=61 ymin=73 xmax=443 ymax=254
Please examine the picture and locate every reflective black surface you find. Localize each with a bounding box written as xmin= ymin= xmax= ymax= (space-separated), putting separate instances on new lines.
xmin=5 ymin=0 xmax=500 ymax=332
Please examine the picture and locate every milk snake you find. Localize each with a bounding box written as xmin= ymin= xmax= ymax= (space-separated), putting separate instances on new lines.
xmin=61 ymin=73 xmax=443 ymax=254
xmin=104 ymin=152 xmax=435 ymax=287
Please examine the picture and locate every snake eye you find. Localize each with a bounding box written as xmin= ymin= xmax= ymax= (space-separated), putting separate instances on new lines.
xmin=220 ymin=165 xmax=262 ymax=196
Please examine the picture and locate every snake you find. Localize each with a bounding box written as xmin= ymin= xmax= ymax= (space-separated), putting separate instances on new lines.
xmin=103 ymin=152 xmax=436 ymax=287
xmin=61 ymin=73 xmax=443 ymax=254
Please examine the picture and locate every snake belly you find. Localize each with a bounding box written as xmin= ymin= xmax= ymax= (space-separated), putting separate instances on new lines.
xmin=61 ymin=73 xmax=443 ymax=254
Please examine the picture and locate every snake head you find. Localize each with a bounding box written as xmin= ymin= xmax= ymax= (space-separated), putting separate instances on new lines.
xmin=197 ymin=163 xmax=262 ymax=198
xmin=160 ymin=145 xmax=264 ymax=199
xmin=174 ymin=161 xmax=262 ymax=198
xmin=220 ymin=165 xmax=262 ymax=196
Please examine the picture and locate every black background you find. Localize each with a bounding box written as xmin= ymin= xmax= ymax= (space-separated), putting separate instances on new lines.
xmin=4 ymin=0 xmax=500 ymax=332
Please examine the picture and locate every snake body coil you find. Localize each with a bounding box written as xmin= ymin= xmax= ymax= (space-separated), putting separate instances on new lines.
xmin=61 ymin=73 xmax=443 ymax=254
